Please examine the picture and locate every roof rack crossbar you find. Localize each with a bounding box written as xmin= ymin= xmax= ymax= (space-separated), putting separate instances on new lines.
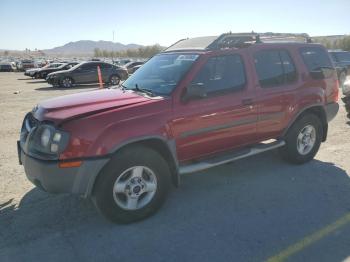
xmin=164 ymin=32 xmax=312 ymax=52
xmin=207 ymin=33 xmax=258 ymax=50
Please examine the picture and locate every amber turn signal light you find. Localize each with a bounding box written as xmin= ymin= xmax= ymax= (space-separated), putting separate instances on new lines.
xmin=58 ymin=161 xmax=82 ymax=168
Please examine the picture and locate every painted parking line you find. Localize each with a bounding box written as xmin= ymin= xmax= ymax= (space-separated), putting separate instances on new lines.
xmin=266 ymin=212 xmax=350 ymax=262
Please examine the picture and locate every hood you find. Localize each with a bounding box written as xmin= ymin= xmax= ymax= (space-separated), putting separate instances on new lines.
xmin=33 ymin=89 xmax=158 ymax=124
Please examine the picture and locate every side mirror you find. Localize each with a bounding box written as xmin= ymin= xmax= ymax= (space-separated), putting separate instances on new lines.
xmin=182 ymin=83 xmax=206 ymax=102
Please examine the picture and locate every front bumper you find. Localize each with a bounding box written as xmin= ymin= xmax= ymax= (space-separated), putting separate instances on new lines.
xmin=47 ymin=77 xmax=59 ymax=86
xmin=19 ymin=145 xmax=108 ymax=197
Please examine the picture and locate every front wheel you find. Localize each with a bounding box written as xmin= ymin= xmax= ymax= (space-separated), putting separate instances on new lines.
xmin=60 ymin=77 xmax=73 ymax=88
xmin=280 ymin=114 xmax=323 ymax=164
xmin=92 ymin=146 xmax=171 ymax=223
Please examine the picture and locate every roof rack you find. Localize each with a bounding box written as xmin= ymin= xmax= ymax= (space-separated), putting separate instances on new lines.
xmin=164 ymin=32 xmax=311 ymax=52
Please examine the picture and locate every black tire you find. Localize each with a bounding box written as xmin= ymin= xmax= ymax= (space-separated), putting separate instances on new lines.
xmin=59 ymin=77 xmax=73 ymax=88
xmin=109 ymin=74 xmax=121 ymax=86
xmin=92 ymin=145 xmax=171 ymax=224
xmin=280 ymin=114 xmax=323 ymax=164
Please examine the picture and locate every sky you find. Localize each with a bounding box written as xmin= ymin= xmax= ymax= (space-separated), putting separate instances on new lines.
xmin=0 ymin=0 xmax=349 ymax=50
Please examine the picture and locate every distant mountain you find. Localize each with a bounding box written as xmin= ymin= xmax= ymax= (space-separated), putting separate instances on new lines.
xmin=44 ymin=40 xmax=142 ymax=55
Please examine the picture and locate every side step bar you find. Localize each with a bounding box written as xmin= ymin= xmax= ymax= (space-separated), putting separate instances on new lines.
xmin=179 ymin=140 xmax=285 ymax=175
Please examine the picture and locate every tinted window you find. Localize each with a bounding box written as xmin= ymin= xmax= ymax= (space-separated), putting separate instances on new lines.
xmin=254 ymin=51 xmax=284 ymax=87
xmin=280 ymin=51 xmax=297 ymax=83
xmin=100 ymin=63 xmax=112 ymax=69
xmin=254 ymin=50 xmax=297 ymax=87
xmin=300 ymin=47 xmax=333 ymax=79
xmin=80 ymin=63 xmax=97 ymax=71
xmin=192 ymin=55 xmax=246 ymax=95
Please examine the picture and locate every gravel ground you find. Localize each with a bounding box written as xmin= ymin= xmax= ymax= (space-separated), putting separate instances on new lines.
xmin=0 ymin=72 xmax=350 ymax=262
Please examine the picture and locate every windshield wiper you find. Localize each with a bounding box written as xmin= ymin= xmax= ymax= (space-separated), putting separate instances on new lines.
xmin=133 ymin=84 xmax=155 ymax=97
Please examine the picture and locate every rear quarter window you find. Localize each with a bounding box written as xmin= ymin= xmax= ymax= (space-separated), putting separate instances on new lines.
xmin=299 ymin=47 xmax=334 ymax=79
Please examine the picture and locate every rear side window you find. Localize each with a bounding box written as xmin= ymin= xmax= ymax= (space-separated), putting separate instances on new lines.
xmin=192 ymin=54 xmax=246 ymax=95
xmin=254 ymin=50 xmax=297 ymax=88
xmin=81 ymin=63 xmax=97 ymax=71
xmin=300 ymin=47 xmax=334 ymax=79
xmin=99 ymin=63 xmax=112 ymax=69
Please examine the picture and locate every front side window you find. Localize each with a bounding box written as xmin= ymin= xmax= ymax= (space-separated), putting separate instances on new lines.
xmin=254 ymin=50 xmax=297 ymax=88
xmin=80 ymin=63 xmax=96 ymax=71
xmin=191 ymin=54 xmax=246 ymax=95
xmin=122 ymin=53 xmax=199 ymax=96
xmin=280 ymin=51 xmax=297 ymax=83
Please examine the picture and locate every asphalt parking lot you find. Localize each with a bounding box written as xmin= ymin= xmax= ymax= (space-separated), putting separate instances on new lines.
xmin=0 ymin=72 xmax=350 ymax=262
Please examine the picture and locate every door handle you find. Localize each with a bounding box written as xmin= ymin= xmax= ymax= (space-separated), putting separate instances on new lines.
xmin=242 ymin=98 xmax=253 ymax=106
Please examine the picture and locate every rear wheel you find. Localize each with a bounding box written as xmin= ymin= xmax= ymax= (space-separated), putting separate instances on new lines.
xmin=60 ymin=77 xmax=73 ymax=88
xmin=92 ymin=146 xmax=171 ymax=223
xmin=280 ymin=114 xmax=322 ymax=164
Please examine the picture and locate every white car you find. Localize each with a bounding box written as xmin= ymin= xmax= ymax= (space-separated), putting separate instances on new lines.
xmin=342 ymin=76 xmax=350 ymax=96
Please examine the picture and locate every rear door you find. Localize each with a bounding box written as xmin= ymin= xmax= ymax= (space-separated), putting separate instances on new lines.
xmin=171 ymin=53 xmax=258 ymax=162
xmin=253 ymin=49 xmax=299 ymax=140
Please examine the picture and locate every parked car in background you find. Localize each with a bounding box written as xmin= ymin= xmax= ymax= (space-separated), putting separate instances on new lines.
xmin=20 ymin=59 xmax=35 ymax=71
xmin=334 ymin=65 xmax=348 ymax=88
xmin=329 ymin=50 xmax=350 ymax=72
xmin=342 ymin=78 xmax=350 ymax=119
xmin=18 ymin=33 xmax=339 ymax=223
xmin=25 ymin=63 xmax=64 ymax=78
xmin=329 ymin=50 xmax=350 ymax=87
xmin=35 ymin=62 xmax=78 ymax=79
xmin=46 ymin=61 xmax=128 ymax=88
xmin=0 ymin=62 xmax=16 ymax=72
xmin=123 ymin=61 xmax=145 ymax=74
xmin=114 ymin=59 xmax=131 ymax=67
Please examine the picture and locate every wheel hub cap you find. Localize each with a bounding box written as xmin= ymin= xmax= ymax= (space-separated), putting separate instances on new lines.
xmin=113 ymin=166 xmax=157 ymax=210
xmin=297 ymin=125 xmax=316 ymax=155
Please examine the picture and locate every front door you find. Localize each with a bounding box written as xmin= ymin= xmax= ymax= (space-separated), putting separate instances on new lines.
xmin=171 ymin=54 xmax=258 ymax=162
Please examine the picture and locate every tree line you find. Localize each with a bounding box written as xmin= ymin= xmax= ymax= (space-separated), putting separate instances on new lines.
xmin=94 ymin=44 xmax=164 ymax=58
xmin=315 ymin=36 xmax=350 ymax=51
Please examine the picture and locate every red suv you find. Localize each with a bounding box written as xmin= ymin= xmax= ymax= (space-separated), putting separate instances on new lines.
xmin=18 ymin=33 xmax=339 ymax=223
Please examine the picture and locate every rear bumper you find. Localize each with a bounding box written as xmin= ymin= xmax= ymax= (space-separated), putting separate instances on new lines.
xmin=20 ymin=148 xmax=108 ymax=197
xmin=325 ymin=102 xmax=339 ymax=122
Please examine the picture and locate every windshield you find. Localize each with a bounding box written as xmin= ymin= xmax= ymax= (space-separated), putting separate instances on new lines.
xmin=122 ymin=53 xmax=199 ymax=96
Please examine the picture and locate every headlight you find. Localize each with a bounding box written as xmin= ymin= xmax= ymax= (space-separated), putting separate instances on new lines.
xmin=28 ymin=124 xmax=70 ymax=157
xmin=40 ymin=127 xmax=51 ymax=147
